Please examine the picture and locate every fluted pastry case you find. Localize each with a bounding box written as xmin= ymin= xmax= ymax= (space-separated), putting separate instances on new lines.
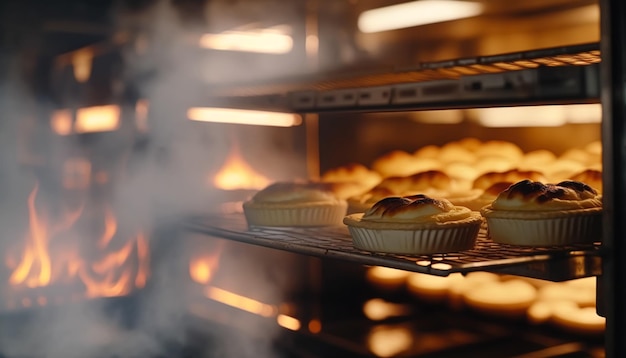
xmin=1 ymin=0 xmax=625 ymax=357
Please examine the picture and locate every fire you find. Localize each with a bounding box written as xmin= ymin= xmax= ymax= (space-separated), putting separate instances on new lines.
xmin=6 ymin=183 xmax=150 ymax=302
xmin=213 ymin=142 xmax=270 ymax=190
xmin=189 ymin=241 xmax=224 ymax=285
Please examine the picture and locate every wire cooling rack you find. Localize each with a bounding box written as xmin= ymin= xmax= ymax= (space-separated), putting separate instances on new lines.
xmin=184 ymin=214 xmax=602 ymax=281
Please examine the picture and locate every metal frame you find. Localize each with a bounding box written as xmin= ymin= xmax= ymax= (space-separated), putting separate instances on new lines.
xmin=599 ymin=0 xmax=626 ymax=357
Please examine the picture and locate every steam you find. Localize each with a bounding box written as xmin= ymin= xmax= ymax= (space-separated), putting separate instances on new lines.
xmin=0 ymin=0 xmax=315 ymax=357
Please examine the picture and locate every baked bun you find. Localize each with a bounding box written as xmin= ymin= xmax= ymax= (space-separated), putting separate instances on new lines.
xmin=413 ymin=145 xmax=440 ymax=159
xmin=518 ymin=149 xmax=557 ymax=171
xmin=346 ymin=187 xmax=398 ymax=214
xmin=475 ymin=140 xmax=524 ymax=162
xmin=243 ymin=182 xmax=348 ymax=227
xmin=344 ymin=194 xmax=481 ymax=254
xmin=569 ymin=169 xmax=602 ymax=194
xmin=372 ymin=150 xmax=426 ymax=178
xmin=321 ymin=163 xmax=382 ymax=191
xmin=472 ymin=169 xmax=547 ymax=190
xmin=457 ymin=137 xmax=482 ymax=151
xmin=437 ymin=142 xmax=476 ymax=164
xmin=546 ymin=159 xmax=586 ymax=182
xmin=465 ymin=181 xmax=514 ymax=211
xmin=480 ymin=180 xmax=602 ymax=246
xmin=463 ymin=279 xmax=538 ymax=318
xmin=374 ymin=170 xmax=453 ymax=193
xmin=443 ymin=162 xmax=480 ymax=192
xmin=347 ymin=170 xmax=453 ymax=214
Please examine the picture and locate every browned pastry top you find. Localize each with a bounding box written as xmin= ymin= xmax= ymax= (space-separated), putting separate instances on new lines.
xmin=361 ymin=194 xmax=474 ymax=223
xmin=491 ymin=180 xmax=601 ymax=211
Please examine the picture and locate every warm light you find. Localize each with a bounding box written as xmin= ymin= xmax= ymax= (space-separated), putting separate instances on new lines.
xmin=277 ymin=314 xmax=301 ymax=331
xmin=204 ymin=286 xmax=276 ymax=317
xmin=50 ymin=109 xmax=73 ymax=135
xmin=190 ymin=254 xmax=221 ymax=285
xmin=305 ymin=35 xmax=319 ymax=57
xmin=367 ymin=325 xmax=412 ymax=357
xmin=135 ymin=99 xmax=149 ymax=133
xmin=75 ymin=105 xmax=121 ymax=133
xmin=470 ymin=104 xmax=601 ymax=127
xmin=199 ymin=30 xmax=293 ymax=54
xmin=72 ymin=48 xmax=94 ymax=83
xmin=308 ymin=319 xmax=322 ymax=333
xmin=188 ymin=107 xmax=300 ymax=127
xmin=564 ymin=104 xmax=602 ymax=123
xmin=189 ymin=243 xmax=223 ymax=285
xmin=358 ymin=0 xmax=484 ymax=33
xmin=212 ymin=141 xmax=270 ymax=190
xmin=366 ymin=266 xmax=411 ymax=290
xmin=363 ymin=298 xmax=411 ymax=321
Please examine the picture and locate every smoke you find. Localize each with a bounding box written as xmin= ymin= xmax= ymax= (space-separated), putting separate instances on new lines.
xmin=0 ymin=0 xmax=315 ymax=357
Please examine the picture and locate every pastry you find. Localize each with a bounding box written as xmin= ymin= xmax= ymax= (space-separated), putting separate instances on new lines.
xmin=243 ymin=182 xmax=348 ymax=227
xmin=475 ymin=140 xmax=524 ymax=162
xmin=450 ymin=169 xmax=545 ymax=210
xmin=480 ymin=180 xmax=603 ymax=246
xmin=347 ymin=170 xmax=453 ymax=213
xmin=569 ymin=169 xmax=602 ymax=194
xmin=321 ymin=163 xmax=382 ymax=192
xmin=472 ymin=169 xmax=547 ymax=191
xmin=463 ymin=279 xmax=538 ymax=318
xmin=372 ymin=150 xmax=428 ymax=178
xmin=465 ymin=181 xmax=513 ymax=211
xmin=343 ymin=194 xmax=481 ymax=254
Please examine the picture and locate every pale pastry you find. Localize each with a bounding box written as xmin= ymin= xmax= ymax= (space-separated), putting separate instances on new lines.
xmin=243 ymin=182 xmax=348 ymax=227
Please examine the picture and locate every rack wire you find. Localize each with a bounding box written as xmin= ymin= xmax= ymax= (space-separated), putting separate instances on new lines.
xmin=184 ymin=214 xmax=601 ymax=281
xmin=209 ymin=43 xmax=600 ymax=97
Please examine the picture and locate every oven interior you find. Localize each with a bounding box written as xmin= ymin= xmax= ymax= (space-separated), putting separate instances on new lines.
xmin=0 ymin=0 xmax=607 ymax=357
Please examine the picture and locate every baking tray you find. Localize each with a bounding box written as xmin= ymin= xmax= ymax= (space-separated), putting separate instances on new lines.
xmin=184 ymin=214 xmax=602 ymax=282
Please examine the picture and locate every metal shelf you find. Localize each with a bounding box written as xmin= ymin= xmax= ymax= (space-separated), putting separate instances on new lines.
xmin=206 ymin=43 xmax=601 ymax=113
xmin=184 ymin=214 xmax=602 ymax=282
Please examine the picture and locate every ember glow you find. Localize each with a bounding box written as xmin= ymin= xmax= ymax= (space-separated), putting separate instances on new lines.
xmin=50 ymin=109 xmax=73 ymax=135
xmin=212 ymin=142 xmax=270 ymax=190
xmin=189 ymin=241 xmax=224 ymax=285
xmin=6 ymin=182 xmax=150 ymax=303
xmin=75 ymin=105 xmax=121 ymax=134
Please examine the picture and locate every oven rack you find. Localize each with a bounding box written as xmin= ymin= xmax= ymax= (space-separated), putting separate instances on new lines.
xmin=206 ymin=43 xmax=601 ymax=113
xmin=184 ymin=214 xmax=602 ymax=282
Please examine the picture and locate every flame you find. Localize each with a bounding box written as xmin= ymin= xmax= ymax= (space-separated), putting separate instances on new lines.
xmin=213 ymin=142 xmax=270 ymax=190
xmin=189 ymin=241 xmax=224 ymax=285
xmin=7 ymin=183 xmax=150 ymax=301
xmin=10 ymin=183 xmax=53 ymax=288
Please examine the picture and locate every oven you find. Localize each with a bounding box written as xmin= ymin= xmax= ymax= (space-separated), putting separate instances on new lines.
xmin=0 ymin=0 xmax=622 ymax=357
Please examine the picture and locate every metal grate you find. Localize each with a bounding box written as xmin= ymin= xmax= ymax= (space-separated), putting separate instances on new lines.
xmin=211 ymin=43 xmax=600 ymax=97
xmin=184 ymin=214 xmax=602 ymax=281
